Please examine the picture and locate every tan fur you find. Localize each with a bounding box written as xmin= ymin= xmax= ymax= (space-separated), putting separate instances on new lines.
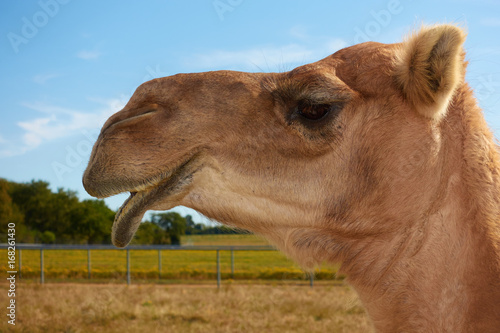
xmin=394 ymin=25 xmax=466 ymax=119
xmin=83 ymin=24 xmax=500 ymax=332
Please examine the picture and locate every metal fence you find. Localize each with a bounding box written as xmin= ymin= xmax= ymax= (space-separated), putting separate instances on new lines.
xmin=1 ymin=244 xmax=316 ymax=288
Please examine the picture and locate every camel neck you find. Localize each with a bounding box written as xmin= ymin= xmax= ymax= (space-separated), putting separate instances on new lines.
xmin=352 ymin=193 xmax=500 ymax=332
xmin=350 ymin=85 xmax=500 ymax=332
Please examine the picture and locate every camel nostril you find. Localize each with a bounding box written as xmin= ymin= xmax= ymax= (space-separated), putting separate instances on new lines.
xmin=101 ymin=106 xmax=158 ymax=134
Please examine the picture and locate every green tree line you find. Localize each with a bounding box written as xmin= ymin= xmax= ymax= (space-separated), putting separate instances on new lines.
xmin=0 ymin=178 xmax=244 ymax=245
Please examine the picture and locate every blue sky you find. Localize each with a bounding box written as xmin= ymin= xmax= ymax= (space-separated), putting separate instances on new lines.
xmin=1 ymin=0 xmax=500 ymax=223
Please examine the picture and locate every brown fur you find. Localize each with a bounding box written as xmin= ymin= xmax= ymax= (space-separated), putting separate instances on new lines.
xmin=83 ymin=25 xmax=500 ymax=332
xmin=393 ymin=25 xmax=466 ymax=119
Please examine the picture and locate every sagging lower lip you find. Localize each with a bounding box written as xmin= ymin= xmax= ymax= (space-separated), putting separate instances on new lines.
xmin=111 ymin=157 xmax=198 ymax=247
xmin=112 ymin=190 xmax=149 ymax=247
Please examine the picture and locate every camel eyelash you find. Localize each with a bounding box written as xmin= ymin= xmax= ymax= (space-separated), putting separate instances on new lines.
xmin=263 ymin=76 xmax=348 ymax=106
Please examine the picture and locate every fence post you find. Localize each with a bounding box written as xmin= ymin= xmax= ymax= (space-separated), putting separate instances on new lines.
xmin=231 ymin=249 xmax=234 ymax=279
xmin=18 ymin=248 xmax=22 ymax=279
xmin=87 ymin=248 xmax=91 ymax=280
xmin=216 ymin=250 xmax=221 ymax=289
xmin=40 ymin=248 xmax=44 ymax=284
xmin=126 ymin=249 xmax=131 ymax=285
xmin=310 ymin=272 xmax=314 ymax=288
xmin=158 ymin=249 xmax=162 ymax=280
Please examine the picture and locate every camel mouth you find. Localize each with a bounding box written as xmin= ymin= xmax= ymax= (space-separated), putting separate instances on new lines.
xmin=111 ymin=158 xmax=196 ymax=247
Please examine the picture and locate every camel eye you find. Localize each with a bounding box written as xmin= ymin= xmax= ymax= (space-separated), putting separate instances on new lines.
xmin=296 ymin=101 xmax=332 ymax=121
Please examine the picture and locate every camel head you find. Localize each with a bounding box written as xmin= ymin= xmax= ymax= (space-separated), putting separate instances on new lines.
xmin=83 ymin=25 xmax=466 ymax=263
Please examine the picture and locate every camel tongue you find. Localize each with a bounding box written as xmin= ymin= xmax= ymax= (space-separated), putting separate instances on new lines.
xmin=111 ymin=192 xmax=146 ymax=247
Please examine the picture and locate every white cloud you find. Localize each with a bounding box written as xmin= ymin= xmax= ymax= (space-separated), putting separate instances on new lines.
xmin=33 ymin=73 xmax=61 ymax=85
xmin=20 ymin=101 xmax=82 ymax=115
xmin=325 ymin=39 xmax=348 ymax=53
xmin=81 ymin=32 xmax=92 ymax=39
xmin=289 ymin=25 xmax=310 ymax=41
xmin=0 ymin=97 xmax=126 ymax=158
xmin=18 ymin=116 xmax=57 ymax=148
xmin=77 ymin=50 xmax=102 ymax=60
xmin=480 ymin=18 xmax=500 ymax=27
xmin=187 ymin=30 xmax=347 ymax=72
xmin=190 ymin=44 xmax=312 ymax=71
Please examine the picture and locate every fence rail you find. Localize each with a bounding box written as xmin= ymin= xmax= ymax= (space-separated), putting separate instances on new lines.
xmin=1 ymin=244 xmax=316 ymax=287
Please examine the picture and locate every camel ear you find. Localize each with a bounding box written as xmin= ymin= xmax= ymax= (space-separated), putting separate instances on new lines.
xmin=394 ymin=25 xmax=466 ymax=120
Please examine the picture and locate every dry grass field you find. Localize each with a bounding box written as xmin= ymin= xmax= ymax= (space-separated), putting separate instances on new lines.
xmin=1 ymin=282 xmax=372 ymax=332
